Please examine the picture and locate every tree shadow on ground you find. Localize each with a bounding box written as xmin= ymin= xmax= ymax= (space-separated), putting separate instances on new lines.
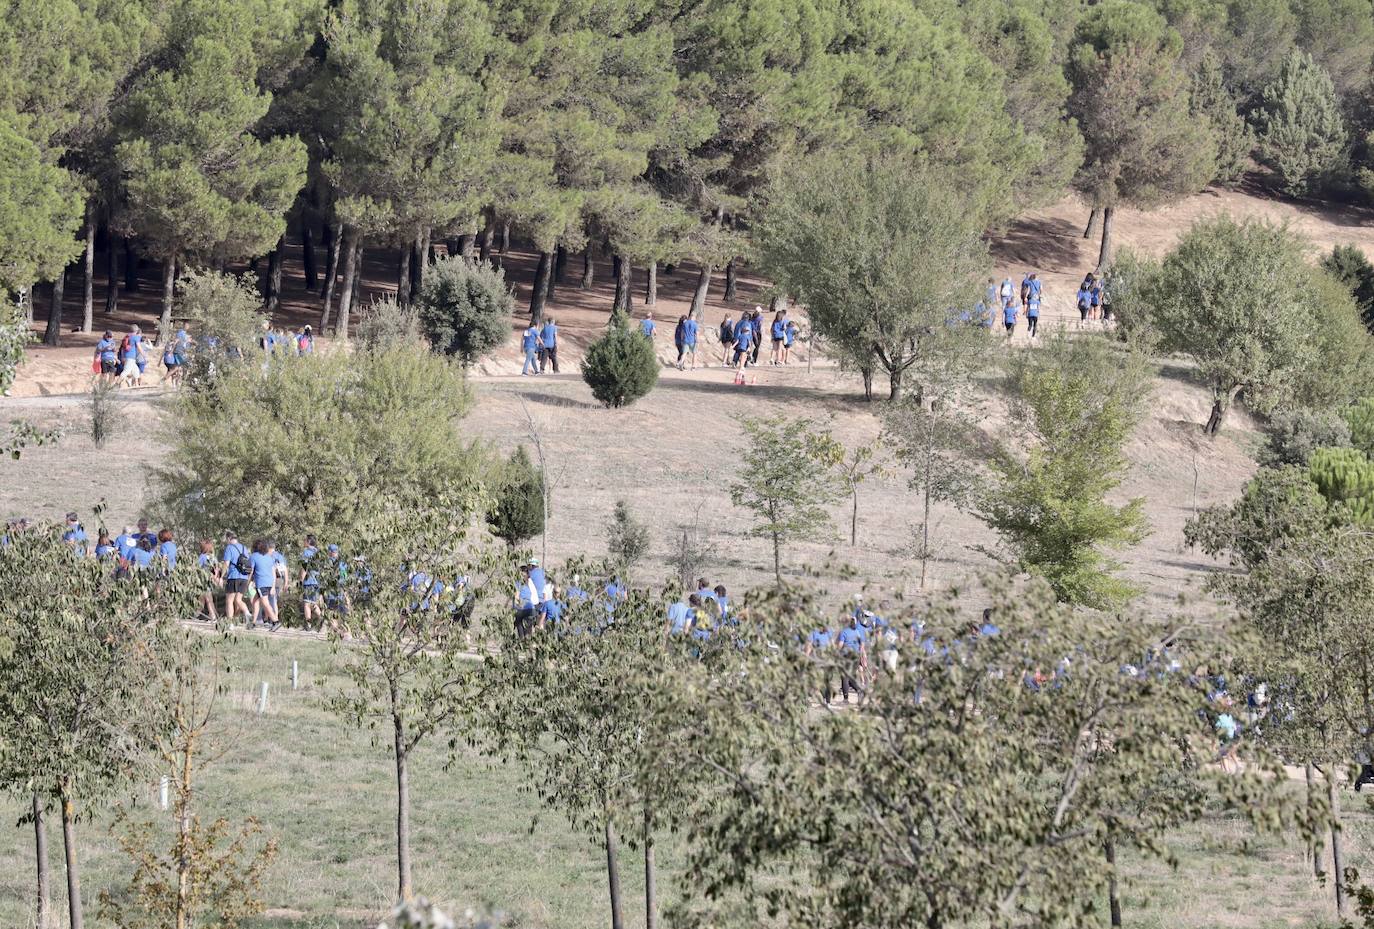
xmin=988 ymin=215 xmax=1086 ymax=274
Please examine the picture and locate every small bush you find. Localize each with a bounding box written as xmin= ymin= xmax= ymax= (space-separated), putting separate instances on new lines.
xmin=1309 ymin=446 xmax=1374 ymax=526
xmin=88 ymin=377 xmax=124 ymax=447
xmin=581 ymin=309 xmax=659 ymax=408
xmin=1252 ymin=49 xmax=1346 ymax=197
xmin=1346 ymin=397 xmax=1374 ymax=458
xmin=1259 ymin=408 xmax=1351 ymax=467
xmin=605 ymin=499 xmax=650 ymax=581
xmin=416 ymin=257 xmax=514 ymax=365
xmin=1322 ymin=245 xmax=1374 ymax=332
xmin=356 ymin=295 xmax=422 ymax=352
xmin=487 ymin=446 xmax=544 ymax=547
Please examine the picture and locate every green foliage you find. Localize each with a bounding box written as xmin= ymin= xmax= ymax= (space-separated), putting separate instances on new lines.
xmin=1293 ymin=269 xmax=1374 ymax=410
xmin=88 ymin=375 xmax=124 ymax=448
xmin=1258 ymin=408 xmax=1351 ymax=467
xmin=1321 ymin=244 xmax=1374 ymax=332
xmin=1126 ymin=216 xmax=1347 ymax=432
xmin=580 ymin=310 xmax=659 ymax=408
xmin=487 ymin=446 xmax=544 ymax=548
xmin=1308 ymin=446 xmax=1374 ymax=526
xmin=1346 ymin=397 xmax=1374 ymax=458
xmin=355 ymin=295 xmax=422 ymax=353
xmin=1252 ymin=49 xmax=1346 ymax=197
xmin=604 ymin=499 xmax=650 ymax=582
xmin=983 ymin=333 xmax=1153 ymax=608
xmin=177 ymin=269 xmax=265 ymax=370
xmin=730 ymin=418 xmax=844 ymax=582
xmin=669 ymin=574 xmax=1295 ymax=929
xmin=0 ymin=114 xmax=83 ymax=292
xmin=0 ymin=298 xmax=31 ymax=397
xmin=153 ymin=344 xmax=486 ymax=543
xmin=1186 ymin=465 xmax=1330 ymax=570
xmin=1189 ymin=51 xmax=1254 ymax=186
xmin=755 ymin=152 xmax=990 ymax=401
xmin=1068 ymin=1 xmax=1217 ymax=212
xmin=415 ymin=258 xmax=514 ymax=365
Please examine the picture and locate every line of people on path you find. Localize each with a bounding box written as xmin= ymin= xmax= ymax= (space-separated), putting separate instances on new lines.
xmin=92 ymin=320 xmax=315 ymax=388
xmin=519 ymin=318 xmax=559 ymax=375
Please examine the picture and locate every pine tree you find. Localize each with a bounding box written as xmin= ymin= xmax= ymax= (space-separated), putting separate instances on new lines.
xmin=1253 ymin=49 xmax=1346 ymax=197
xmin=1190 ymin=52 xmax=1255 ymax=187
xmin=580 ymin=309 xmax=659 ymax=408
xmin=488 ymin=447 xmax=546 ymax=548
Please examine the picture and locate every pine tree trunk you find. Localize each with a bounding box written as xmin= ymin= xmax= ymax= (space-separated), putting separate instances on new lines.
xmin=302 ymin=222 xmax=317 ymax=291
xmin=266 ymin=237 xmax=284 ymax=316
xmin=1328 ymin=768 xmax=1347 ymax=918
xmin=690 ymin=265 xmax=711 ymax=317
xmin=581 ymin=247 xmax=595 ymax=289
xmin=123 ymin=239 xmax=139 ymax=292
xmin=350 ymin=240 xmax=363 ymax=309
xmin=604 ymin=817 xmax=624 ymax=929
xmin=724 ymin=257 xmax=738 ymax=302
xmin=614 ymin=255 xmax=631 ymax=310
xmin=414 ymin=229 xmax=429 ymax=294
xmin=397 ymin=242 xmax=413 ymax=306
xmin=459 ymin=233 xmax=475 ymax=259
xmin=920 ymin=480 xmax=932 ymax=589
xmin=104 ymin=232 xmax=120 ymax=315
xmin=644 ymin=804 xmax=657 ymax=929
xmin=529 ymin=251 xmax=552 ymax=325
xmin=394 ymin=716 xmax=413 ymax=902
xmin=555 ymin=245 xmax=568 ymax=282
xmin=33 ymin=792 xmax=49 ymax=929
xmin=500 ymin=220 xmax=510 ymax=254
xmin=159 ymin=256 xmax=176 ymax=343
xmin=81 ymin=210 xmax=95 ymax=332
xmin=60 ymin=789 xmax=83 ymax=929
xmin=45 ymin=269 xmax=65 ymax=347
xmin=645 ymin=261 xmax=657 ymax=305
xmin=1105 ymin=837 xmax=1122 ymax=927
xmin=321 ymin=221 xmax=339 ymax=298
xmin=478 ymin=222 xmax=493 ymax=264
xmin=336 ymin=230 xmax=358 ymax=339
xmin=545 ymin=250 xmax=557 ymax=302
xmin=1096 ymin=206 xmax=1115 ymax=269
xmin=1083 ymin=206 xmax=1101 ymax=240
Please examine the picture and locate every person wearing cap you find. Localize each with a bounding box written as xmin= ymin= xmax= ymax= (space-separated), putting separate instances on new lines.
xmin=528 ymin=558 xmax=548 ymax=602
xmin=222 ymin=531 xmax=252 ymax=624
xmin=297 ymin=325 xmax=314 ymax=355
xmin=62 ymin=513 xmax=88 ymax=556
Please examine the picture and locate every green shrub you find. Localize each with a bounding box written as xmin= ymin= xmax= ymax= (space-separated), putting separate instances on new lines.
xmin=1259 ymin=408 xmax=1350 ymax=467
xmin=487 ymin=446 xmax=544 ymax=547
xmin=1322 ymin=244 xmax=1374 ymax=332
xmin=1252 ymin=49 xmax=1346 ymax=197
xmin=88 ymin=377 xmax=124 ymax=448
xmin=581 ymin=309 xmax=659 ymax=408
xmin=1345 ymin=397 xmax=1374 ymax=458
xmin=1190 ymin=53 xmax=1253 ymax=188
xmin=356 ymin=295 xmax=422 ymax=352
xmin=416 ymin=257 xmax=514 ymax=365
xmin=1309 ymin=446 xmax=1374 ymax=526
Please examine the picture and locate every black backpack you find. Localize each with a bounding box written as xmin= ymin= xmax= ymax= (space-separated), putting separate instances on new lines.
xmin=233 ymin=545 xmax=251 ymax=576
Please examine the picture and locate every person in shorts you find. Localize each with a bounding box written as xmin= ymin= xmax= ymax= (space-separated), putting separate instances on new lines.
xmin=300 ymin=534 xmax=322 ymax=629
xmin=94 ymin=331 xmax=118 ymax=380
xmin=769 ymin=311 xmax=786 ymax=365
xmin=222 ymin=531 xmax=252 ymax=623
xmin=196 ymin=539 xmax=219 ymax=621
xmin=249 ymin=538 xmax=280 ymax=630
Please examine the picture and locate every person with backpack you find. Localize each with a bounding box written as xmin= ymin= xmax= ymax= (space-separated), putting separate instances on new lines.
xmin=118 ymin=327 xmax=143 ymax=387
xmin=718 ymin=314 xmax=736 ymax=366
xmin=1075 ymin=284 xmax=1093 ymax=325
xmin=162 ymin=339 xmax=183 ymax=385
xmin=295 ymin=325 xmax=312 ymax=355
xmin=520 ymin=322 xmax=542 ymax=376
xmin=539 ymin=317 xmax=559 ymax=373
xmin=300 ymin=534 xmax=322 ymax=629
xmin=248 ymin=538 xmax=280 ymax=630
xmin=749 ymin=309 xmax=764 ymax=364
xmin=222 ymin=531 xmax=252 ymax=624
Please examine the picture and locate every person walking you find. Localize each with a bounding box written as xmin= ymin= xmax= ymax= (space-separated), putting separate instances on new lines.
xmin=222 ymin=531 xmax=252 ymax=624
xmin=749 ymin=309 xmax=763 ymax=365
xmin=249 ymin=538 xmax=280 ymax=630
xmin=673 ymin=315 xmax=687 ymax=368
xmin=732 ymin=320 xmax=754 ymax=377
xmin=718 ymin=314 xmax=736 ymax=365
xmin=520 ymin=322 xmax=542 ymax=376
xmin=640 ymin=312 xmax=656 ymax=339
xmin=783 ymin=318 xmax=797 ymax=364
xmin=680 ymin=310 xmax=699 ymax=370
xmin=1025 ymin=289 xmax=1041 ymax=338
xmin=94 ymin=331 xmax=118 ymax=382
xmin=539 ymin=317 xmax=559 ymax=373
xmin=769 ymin=310 xmax=786 ymax=365
xmin=1002 ymin=298 xmax=1018 ymax=337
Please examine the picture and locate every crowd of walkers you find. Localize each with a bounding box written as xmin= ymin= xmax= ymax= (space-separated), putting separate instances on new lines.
xmin=89 ymin=320 xmax=315 ymax=387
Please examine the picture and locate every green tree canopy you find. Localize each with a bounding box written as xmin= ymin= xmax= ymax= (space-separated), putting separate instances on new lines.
xmin=580 ymin=308 xmax=659 ymax=408
xmin=1252 ymin=49 xmax=1347 ymax=197
xmin=415 ymin=257 xmax=514 ymax=366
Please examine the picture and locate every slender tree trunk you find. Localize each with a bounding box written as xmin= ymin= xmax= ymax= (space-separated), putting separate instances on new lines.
xmin=478 ymin=222 xmax=493 ymax=264
xmin=851 ymin=490 xmax=859 ymax=546
xmin=1328 ymin=767 xmax=1347 ymax=917
xmin=302 ymin=222 xmax=317 ymax=291
xmin=33 ymin=792 xmax=49 ymax=929
xmin=44 ymin=269 xmax=65 ymax=347
xmin=545 ymin=251 xmax=557 ymax=303
xmin=1096 ymin=206 xmax=1115 ymax=269
xmin=645 ymin=261 xmax=657 ymax=305
xmin=175 ymin=730 xmax=195 ymax=929
xmin=581 ymin=247 xmax=595 ymax=289
xmin=861 ymin=366 xmax=873 ymax=402
xmin=888 ymin=366 xmax=903 ymax=401
xmin=724 ymin=257 xmax=738 ymax=302
xmin=1083 ymin=206 xmax=1101 ymax=240
xmin=397 ymin=242 xmax=413 ymax=306
xmin=614 ymin=255 xmax=631 ymax=310
xmin=123 ymin=239 xmax=139 ymax=292
xmin=321 ymin=221 xmax=339 ymax=298
xmin=554 ymin=245 xmax=568 ymax=283
xmin=394 ymin=715 xmax=413 ymax=902
xmin=350 ymin=240 xmax=363 ymax=311
xmin=529 ymin=251 xmax=552 ymax=325
xmin=104 ymin=232 xmax=120 ymax=315
xmin=1105 ymin=836 xmax=1122 ymax=927
xmin=336 ymin=230 xmax=358 ymax=339
xmin=500 ymin=220 xmax=510 ymax=254
xmin=159 ymin=255 xmax=176 ymax=343
xmin=81 ymin=209 xmax=95 ymax=332
xmin=1204 ymin=385 xmax=1239 ymax=435
xmin=1307 ymin=762 xmax=1324 ymax=878
xmin=772 ymin=531 xmax=782 ymax=585
xmin=920 ymin=481 xmax=932 ymax=588
xmin=414 ymin=229 xmax=430 ymax=294
xmin=459 ymin=233 xmax=475 ymax=259
xmin=266 ymin=237 xmax=284 ymax=316
xmin=604 ymin=817 xmax=624 ymax=929
xmin=60 ymin=788 xmax=83 ymax=929
xmin=689 ymin=265 xmax=711 ymax=317
xmin=644 ymin=804 xmax=657 ymax=929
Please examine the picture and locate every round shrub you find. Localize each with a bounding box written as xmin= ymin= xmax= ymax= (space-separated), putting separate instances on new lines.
xmin=416 ymin=257 xmax=514 ymax=366
xmin=580 ymin=309 xmax=659 ymax=408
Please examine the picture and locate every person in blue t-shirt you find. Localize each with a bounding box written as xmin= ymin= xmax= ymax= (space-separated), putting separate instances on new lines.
xmin=732 ymin=323 xmax=753 ymax=373
xmin=122 ymin=325 xmax=147 ymax=386
xmin=135 ymin=518 xmax=156 ymax=548
xmin=1002 ymin=299 xmax=1017 ymax=337
xmin=520 ymin=324 xmax=542 ymax=376
xmin=267 ymin=540 xmax=289 ymax=618
xmin=300 ymin=534 xmax=322 ymax=629
xmin=687 ymin=594 xmax=714 ymax=642
xmin=640 ymin=312 xmax=656 ymax=339
xmin=539 ymin=318 xmax=559 ymax=373
xmin=1028 ymin=273 xmax=1042 ymax=300
xmin=221 ymin=531 xmax=252 ymax=624
xmin=514 ymin=564 xmax=540 ymax=636
xmin=807 ymin=624 xmax=837 ymax=703
xmin=195 ymin=539 xmax=219 ymax=622
xmin=1076 ymin=285 xmax=1092 ymax=324
xmin=115 ymin=526 xmax=139 ymax=560
xmin=748 ymin=309 xmax=764 ymax=364
xmin=678 ymin=312 xmax=699 ymax=371
xmin=157 ymin=528 xmax=177 ymax=571
xmin=63 ymin=513 xmax=88 ymax=556
xmin=129 ymin=538 xmax=155 ymax=571
xmin=248 ymin=539 xmax=280 ymax=629
xmin=94 ymin=530 xmax=116 ymax=560
xmin=783 ymin=319 xmax=798 ymax=364
xmin=1025 ymin=291 xmax=1041 ymax=338
xmin=836 ymin=616 xmax=867 ymax=702
xmin=769 ymin=311 xmax=787 ymax=365
xmin=94 ymin=331 xmax=118 ymax=380
xmin=666 ymin=598 xmax=691 ymax=635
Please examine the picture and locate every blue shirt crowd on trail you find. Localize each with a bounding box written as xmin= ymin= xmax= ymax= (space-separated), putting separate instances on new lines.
xmin=90 ymin=319 xmax=314 ymax=387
